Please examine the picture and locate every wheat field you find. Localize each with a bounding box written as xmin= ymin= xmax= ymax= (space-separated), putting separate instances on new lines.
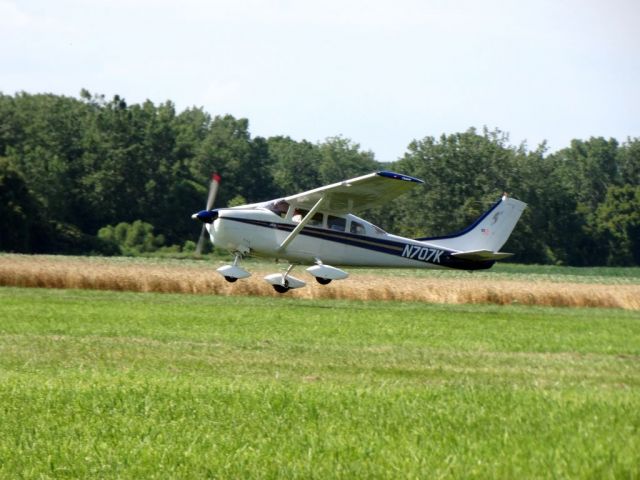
xmin=1 ymin=254 xmax=639 ymax=309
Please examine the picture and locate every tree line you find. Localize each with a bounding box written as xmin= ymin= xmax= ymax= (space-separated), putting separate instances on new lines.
xmin=1 ymin=91 xmax=638 ymax=265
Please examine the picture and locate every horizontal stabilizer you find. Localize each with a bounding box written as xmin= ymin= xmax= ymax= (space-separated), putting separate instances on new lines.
xmin=451 ymin=250 xmax=514 ymax=261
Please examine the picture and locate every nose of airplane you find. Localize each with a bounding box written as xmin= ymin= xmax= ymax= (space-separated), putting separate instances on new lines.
xmin=191 ymin=209 xmax=219 ymax=223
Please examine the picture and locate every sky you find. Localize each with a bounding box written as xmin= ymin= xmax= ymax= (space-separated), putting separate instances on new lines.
xmin=1 ymin=0 xmax=639 ymax=161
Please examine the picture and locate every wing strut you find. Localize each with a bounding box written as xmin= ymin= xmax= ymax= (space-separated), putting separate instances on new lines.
xmin=277 ymin=196 xmax=325 ymax=252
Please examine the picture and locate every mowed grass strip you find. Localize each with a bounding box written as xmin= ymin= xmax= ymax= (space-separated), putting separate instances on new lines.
xmin=2 ymin=254 xmax=640 ymax=309
xmin=1 ymin=287 xmax=639 ymax=478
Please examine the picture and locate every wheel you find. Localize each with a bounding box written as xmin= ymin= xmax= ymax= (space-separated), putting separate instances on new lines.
xmin=224 ymin=276 xmax=238 ymax=283
xmin=315 ymin=277 xmax=332 ymax=285
xmin=273 ymin=284 xmax=290 ymax=294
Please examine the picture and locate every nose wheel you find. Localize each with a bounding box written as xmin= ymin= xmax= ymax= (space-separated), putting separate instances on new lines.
xmin=216 ymin=251 xmax=251 ymax=283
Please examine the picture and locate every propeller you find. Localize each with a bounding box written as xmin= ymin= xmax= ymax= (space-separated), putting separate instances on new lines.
xmin=195 ymin=173 xmax=221 ymax=254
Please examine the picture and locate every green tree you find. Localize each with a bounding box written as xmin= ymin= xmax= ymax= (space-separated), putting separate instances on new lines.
xmin=552 ymin=137 xmax=620 ymax=210
xmin=98 ymin=220 xmax=165 ymax=255
xmin=389 ymin=128 xmax=518 ymax=238
xmin=618 ymin=137 xmax=640 ymax=186
xmin=592 ymin=185 xmax=640 ymax=265
xmin=2 ymin=90 xmax=638 ymax=265
xmin=0 ymin=92 xmax=91 ymax=227
xmin=227 ymin=194 xmax=247 ymax=207
xmin=0 ymin=157 xmax=45 ymax=252
xmin=506 ymin=145 xmax=583 ymax=264
xmin=317 ymin=136 xmax=379 ymax=185
xmin=267 ymin=136 xmax=321 ymax=196
xmin=548 ymin=137 xmax=622 ymax=264
xmin=189 ymin=115 xmax=275 ymax=206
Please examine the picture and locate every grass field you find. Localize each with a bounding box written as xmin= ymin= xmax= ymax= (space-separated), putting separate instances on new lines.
xmin=1 ymin=287 xmax=639 ymax=478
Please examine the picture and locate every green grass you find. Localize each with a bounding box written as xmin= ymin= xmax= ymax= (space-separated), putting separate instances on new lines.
xmin=1 ymin=287 xmax=639 ymax=478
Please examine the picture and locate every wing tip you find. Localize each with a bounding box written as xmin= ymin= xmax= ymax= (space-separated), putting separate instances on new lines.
xmin=376 ymin=171 xmax=425 ymax=184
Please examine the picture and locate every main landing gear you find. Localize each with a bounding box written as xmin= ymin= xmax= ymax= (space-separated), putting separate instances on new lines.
xmin=216 ymin=255 xmax=349 ymax=294
xmin=264 ymin=264 xmax=306 ymax=294
xmin=264 ymin=262 xmax=349 ymax=294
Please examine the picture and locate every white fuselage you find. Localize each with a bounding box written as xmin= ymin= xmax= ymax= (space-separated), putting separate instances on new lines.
xmin=209 ymin=207 xmax=486 ymax=270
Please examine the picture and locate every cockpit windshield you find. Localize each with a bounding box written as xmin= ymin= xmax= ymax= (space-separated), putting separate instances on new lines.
xmin=265 ymin=199 xmax=289 ymax=217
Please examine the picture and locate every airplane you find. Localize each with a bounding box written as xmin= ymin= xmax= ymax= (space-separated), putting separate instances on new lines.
xmin=191 ymin=171 xmax=527 ymax=293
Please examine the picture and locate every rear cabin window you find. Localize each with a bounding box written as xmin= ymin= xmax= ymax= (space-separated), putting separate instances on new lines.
xmin=308 ymin=212 xmax=323 ymax=227
xmin=350 ymin=221 xmax=365 ymax=235
xmin=373 ymin=225 xmax=386 ymax=235
xmin=327 ymin=215 xmax=346 ymax=232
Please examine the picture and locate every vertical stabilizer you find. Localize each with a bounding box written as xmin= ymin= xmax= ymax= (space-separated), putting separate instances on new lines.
xmin=417 ymin=196 xmax=527 ymax=253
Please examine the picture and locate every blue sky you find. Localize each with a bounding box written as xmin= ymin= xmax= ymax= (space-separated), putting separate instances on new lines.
xmin=1 ymin=0 xmax=639 ymax=161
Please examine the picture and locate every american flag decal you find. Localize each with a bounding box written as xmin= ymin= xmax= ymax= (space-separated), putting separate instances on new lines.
xmin=481 ymin=228 xmax=490 ymax=236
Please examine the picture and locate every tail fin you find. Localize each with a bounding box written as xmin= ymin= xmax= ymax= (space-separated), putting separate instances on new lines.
xmin=417 ymin=195 xmax=527 ymax=253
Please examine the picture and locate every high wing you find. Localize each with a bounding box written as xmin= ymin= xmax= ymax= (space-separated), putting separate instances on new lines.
xmin=284 ymin=171 xmax=424 ymax=214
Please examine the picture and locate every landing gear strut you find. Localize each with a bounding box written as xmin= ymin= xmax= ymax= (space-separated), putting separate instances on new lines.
xmin=223 ymin=254 xmax=242 ymax=283
xmin=306 ymin=260 xmax=347 ymax=286
xmin=217 ymin=251 xmax=251 ymax=282
xmin=272 ymin=264 xmax=294 ymax=294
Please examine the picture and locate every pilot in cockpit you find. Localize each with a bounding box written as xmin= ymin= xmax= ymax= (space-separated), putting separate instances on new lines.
xmin=267 ymin=200 xmax=290 ymax=218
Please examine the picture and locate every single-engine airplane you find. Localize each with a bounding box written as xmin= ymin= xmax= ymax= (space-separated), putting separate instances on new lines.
xmin=192 ymin=171 xmax=526 ymax=293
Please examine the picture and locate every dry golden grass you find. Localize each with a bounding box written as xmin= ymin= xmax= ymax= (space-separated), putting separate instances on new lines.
xmin=1 ymin=254 xmax=639 ymax=309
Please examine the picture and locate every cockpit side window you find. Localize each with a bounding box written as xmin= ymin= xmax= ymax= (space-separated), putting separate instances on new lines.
xmin=292 ymin=209 xmax=324 ymax=227
xmin=292 ymin=208 xmax=307 ymax=222
xmin=327 ymin=215 xmax=346 ymax=232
